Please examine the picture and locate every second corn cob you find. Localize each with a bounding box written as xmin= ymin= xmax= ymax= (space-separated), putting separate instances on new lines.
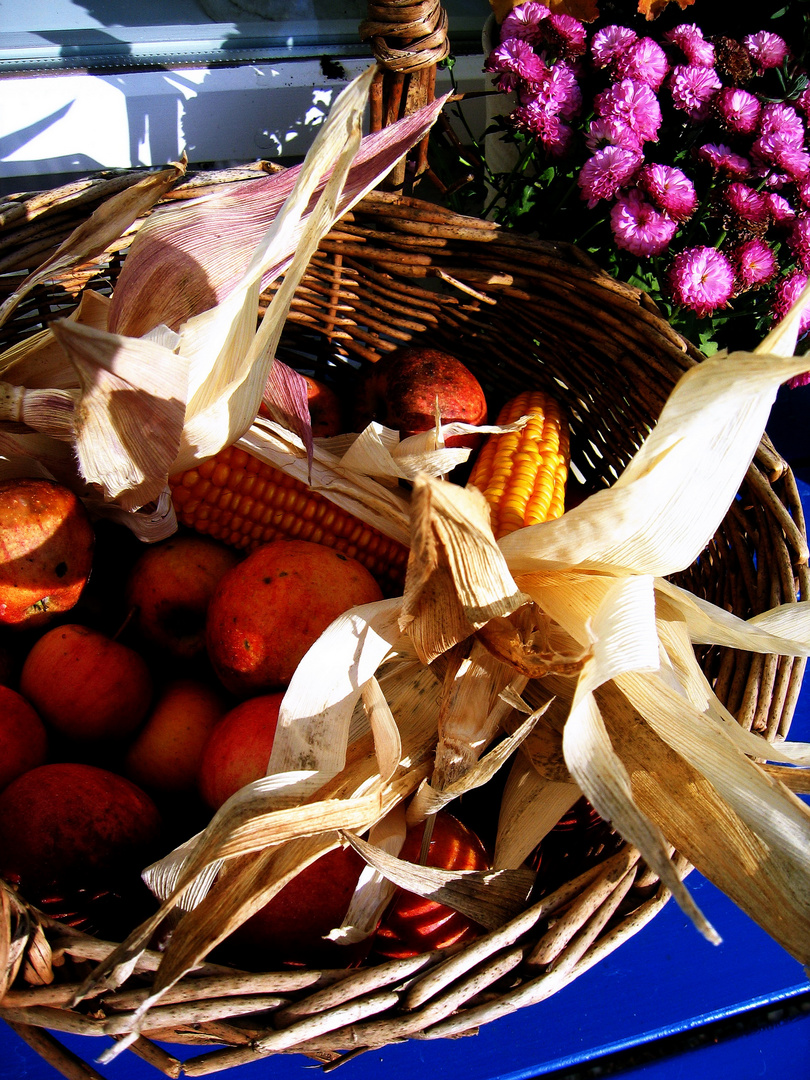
xmin=169 ymin=445 xmax=409 ymax=595
xmin=468 ymin=390 xmax=569 ymax=538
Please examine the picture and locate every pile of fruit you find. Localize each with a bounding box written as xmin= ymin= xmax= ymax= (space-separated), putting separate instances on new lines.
xmin=0 ymin=343 xmax=591 ymax=974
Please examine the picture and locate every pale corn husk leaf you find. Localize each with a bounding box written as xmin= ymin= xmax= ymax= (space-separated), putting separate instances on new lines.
xmin=0 ymin=291 xmax=110 ymax=389
xmin=340 ymin=832 xmax=536 ymax=931
xmin=260 ymin=359 xmax=314 ymax=470
xmin=236 ymin=418 xmax=411 ymax=546
xmin=108 ymin=93 xmax=449 ymax=339
xmin=0 ymin=163 xmax=185 ymax=330
xmin=564 ymin=688 xmax=719 ymax=943
xmin=597 ymin=678 xmax=810 ymax=963
xmin=338 ymin=422 xmax=470 ymax=482
xmin=265 ymin=597 xmax=408 ymax=801
xmin=657 ymin=578 xmax=810 ymax=656
xmin=400 ymin=473 xmax=531 ymax=663
xmin=328 ymin=803 xmax=408 ymax=944
xmin=499 ymin=349 xmax=810 ymax=578
xmin=493 ymin=754 xmax=581 ymax=870
xmin=406 ymin=701 xmax=544 ymax=825
xmin=361 ymin=675 xmax=403 ymax=785
xmin=652 ymin=595 xmax=809 ymax=766
xmin=49 ymin=319 xmax=188 ymax=511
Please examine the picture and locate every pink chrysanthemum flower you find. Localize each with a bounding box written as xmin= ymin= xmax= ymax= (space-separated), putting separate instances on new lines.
xmin=715 ymin=87 xmax=761 ymax=135
xmin=771 ymin=271 xmax=810 ymax=345
xmin=485 ymin=39 xmax=545 ymax=84
xmin=639 ymin=163 xmax=696 ymax=222
xmin=788 ymin=214 xmax=810 ymax=271
xmin=578 ymin=145 xmax=643 ymax=209
xmin=669 ymin=65 xmax=722 ymax=119
xmin=540 ymin=60 xmax=583 ymax=120
xmin=513 ymin=103 xmax=574 ymax=157
xmin=744 ymin=31 xmax=789 ymax=71
xmin=500 ymin=1 xmax=549 ymax=44
xmin=547 ymin=13 xmax=587 ymax=59
xmin=759 ymin=103 xmax=805 ymax=144
xmin=610 ymin=189 xmax=678 ymax=256
xmin=765 ymin=191 xmax=797 ymax=226
xmin=663 ymin=24 xmax=715 ymax=67
xmin=724 ymin=182 xmax=770 ymax=227
xmin=752 ymin=133 xmax=810 ymax=182
xmin=668 ymin=246 xmax=735 ymax=317
xmin=797 ymin=179 xmax=810 ymax=208
xmin=591 ymin=25 xmax=637 ymax=69
xmin=586 ymin=115 xmax=643 ymax=154
xmin=614 ymin=37 xmax=669 ymax=90
xmin=595 ymin=78 xmax=662 ymax=144
xmin=733 ymin=238 xmax=778 ymax=290
xmin=697 ymin=143 xmax=751 ymax=178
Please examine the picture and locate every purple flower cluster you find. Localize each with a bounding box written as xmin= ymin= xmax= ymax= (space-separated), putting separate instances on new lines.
xmin=484 ymin=7 xmax=810 ymax=349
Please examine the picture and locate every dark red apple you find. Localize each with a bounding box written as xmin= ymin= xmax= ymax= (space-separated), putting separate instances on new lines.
xmin=197 ymin=693 xmax=283 ymax=810
xmin=352 ymin=347 xmax=488 ymax=449
xmin=225 ymin=843 xmax=366 ymax=967
xmin=374 ymin=811 xmax=490 ymax=959
xmin=0 ymin=685 xmax=48 ymax=793
xmin=19 ymin=623 xmax=152 ymax=742
xmin=0 ymin=477 xmax=94 ymax=628
xmin=125 ymin=533 xmax=241 ymax=661
xmin=0 ymin=762 xmax=162 ymax=894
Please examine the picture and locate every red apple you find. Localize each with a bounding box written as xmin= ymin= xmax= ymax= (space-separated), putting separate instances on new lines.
xmin=206 ymin=539 xmax=383 ymax=696
xmin=259 ymin=375 xmax=344 ymax=438
xmin=0 ymin=477 xmax=94 ymax=628
xmin=125 ymin=534 xmax=241 ymax=661
xmin=352 ymin=347 xmax=488 ymax=449
xmin=225 ymin=843 xmax=366 ymax=967
xmin=19 ymin=623 xmax=152 ymax=742
xmin=0 ymin=685 xmax=48 ymax=792
xmin=374 ymin=812 xmax=490 ymax=959
xmin=0 ymin=762 xmax=162 ymax=894
xmin=124 ymin=678 xmax=227 ymax=794
xmin=197 ymin=693 xmax=283 ymax=810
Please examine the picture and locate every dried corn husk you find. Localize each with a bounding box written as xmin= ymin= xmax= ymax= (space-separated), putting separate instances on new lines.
xmin=0 ymin=67 xmax=449 ymax=532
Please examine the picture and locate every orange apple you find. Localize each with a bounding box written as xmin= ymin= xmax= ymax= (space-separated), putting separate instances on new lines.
xmin=352 ymin=346 xmax=488 ymax=449
xmin=224 ymin=844 xmax=366 ymax=967
xmin=124 ymin=678 xmax=227 ymax=794
xmin=0 ymin=685 xmax=48 ymax=792
xmin=205 ymin=539 xmax=383 ymax=696
xmin=0 ymin=762 xmax=162 ymax=894
xmin=374 ymin=812 xmax=490 ymax=959
xmin=0 ymin=477 xmax=94 ymax=628
xmin=125 ymin=534 xmax=241 ymax=661
xmin=19 ymin=623 xmax=152 ymax=742
xmin=197 ymin=693 xmax=283 ymax=810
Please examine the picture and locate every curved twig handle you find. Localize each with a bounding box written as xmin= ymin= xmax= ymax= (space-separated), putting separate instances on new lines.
xmin=360 ymin=0 xmax=450 ymax=190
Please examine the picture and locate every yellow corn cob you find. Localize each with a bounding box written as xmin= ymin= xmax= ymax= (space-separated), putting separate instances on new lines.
xmin=169 ymin=445 xmax=409 ymax=594
xmin=468 ymin=390 xmax=569 ymax=539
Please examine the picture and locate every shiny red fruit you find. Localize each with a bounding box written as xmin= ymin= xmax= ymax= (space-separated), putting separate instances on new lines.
xmin=375 ymin=811 xmax=489 ymax=959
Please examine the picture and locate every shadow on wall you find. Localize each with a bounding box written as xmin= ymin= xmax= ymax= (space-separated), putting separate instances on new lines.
xmin=0 ymin=0 xmax=369 ymax=194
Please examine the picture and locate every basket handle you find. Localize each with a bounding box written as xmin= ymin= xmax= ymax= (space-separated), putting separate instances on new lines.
xmin=360 ymin=0 xmax=450 ymax=190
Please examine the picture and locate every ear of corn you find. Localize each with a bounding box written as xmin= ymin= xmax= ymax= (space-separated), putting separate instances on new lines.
xmin=468 ymin=390 xmax=569 ymax=539
xmin=169 ymin=445 xmax=409 ymax=595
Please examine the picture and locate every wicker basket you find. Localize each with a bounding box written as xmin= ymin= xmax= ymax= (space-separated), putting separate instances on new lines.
xmin=0 ymin=7 xmax=808 ymax=1076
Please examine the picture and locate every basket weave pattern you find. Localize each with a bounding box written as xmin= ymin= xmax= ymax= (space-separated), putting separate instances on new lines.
xmin=0 ymin=164 xmax=807 ymax=1073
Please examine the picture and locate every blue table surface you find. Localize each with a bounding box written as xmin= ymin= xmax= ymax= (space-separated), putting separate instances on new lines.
xmin=3 ymin=387 xmax=810 ymax=1080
